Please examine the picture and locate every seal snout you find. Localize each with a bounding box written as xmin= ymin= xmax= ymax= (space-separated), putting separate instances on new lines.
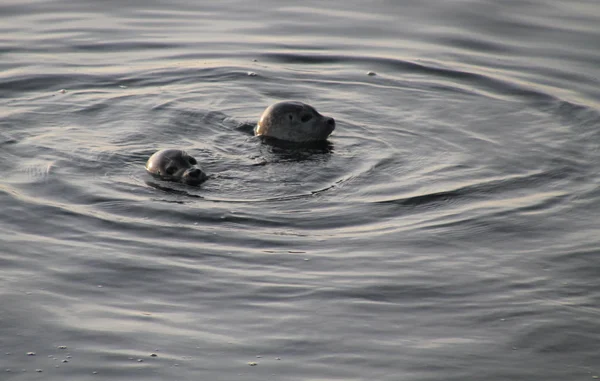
xmin=325 ymin=117 xmax=335 ymax=132
xmin=183 ymin=167 xmax=207 ymax=184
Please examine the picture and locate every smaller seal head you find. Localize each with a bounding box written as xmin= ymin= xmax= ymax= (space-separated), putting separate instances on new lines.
xmin=146 ymin=149 xmax=207 ymax=185
xmin=255 ymin=101 xmax=335 ymax=143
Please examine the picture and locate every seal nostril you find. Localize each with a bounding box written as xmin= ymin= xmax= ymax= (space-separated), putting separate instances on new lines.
xmin=327 ymin=118 xmax=335 ymax=128
xmin=188 ymin=168 xmax=200 ymax=178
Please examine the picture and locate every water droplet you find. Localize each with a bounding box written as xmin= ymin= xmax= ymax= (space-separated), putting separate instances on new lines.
xmin=248 ymin=362 xmax=257 ymax=366
xmin=62 ymin=359 xmax=69 ymax=363
xmin=27 ymin=352 xmax=36 ymax=356
xmin=58 ymin=89 xmax=67 ymax=94
xmin=58 ymin=345 xmax=67 ymax=349
xmin=151 ymin=353 xmax=157 ymax=357
xmin=247 ymin=72 xmax=257 ymax=77
xmin=137 ymin=359 xmax=143 ymax=362
xmin=367 ymin=71 xmax=376 ymax=76
xmin=35 ymin=369 xmax=43 ymax=373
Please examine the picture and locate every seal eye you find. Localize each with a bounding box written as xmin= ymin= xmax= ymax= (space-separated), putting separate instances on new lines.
xmin=288 ymin=114 xmax=293 ymax=121
xmin=300 ymin=114 xmax=312 ymax=123
xmin=189 ymin=157 xmax=197 ymax=165
xmin=166 ymin=166 xmax=176 ymax=175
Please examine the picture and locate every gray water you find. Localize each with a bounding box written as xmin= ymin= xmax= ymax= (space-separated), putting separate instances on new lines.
xmin=1 ymin=0 xmax=600 ymax=380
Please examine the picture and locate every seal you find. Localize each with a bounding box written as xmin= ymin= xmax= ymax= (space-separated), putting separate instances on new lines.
xmin=145 ymin=149 xmax=208 ymax=185
xmin=255 ymin=101 xmax=335 ymax=143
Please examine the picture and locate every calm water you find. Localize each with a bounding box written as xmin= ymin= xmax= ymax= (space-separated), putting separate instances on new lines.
xmin=1 ymin=0 xmax=599 ymax=380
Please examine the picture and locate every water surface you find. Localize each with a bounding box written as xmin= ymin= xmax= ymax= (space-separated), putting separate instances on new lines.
xmin=1 ymin=0 xmax=600 ymax=380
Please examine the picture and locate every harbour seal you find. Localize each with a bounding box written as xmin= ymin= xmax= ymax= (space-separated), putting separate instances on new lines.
xmin=254 ymin=101 xmax=335 ymax=143
xmin=145 ymin=149 xmax=208 ymax=185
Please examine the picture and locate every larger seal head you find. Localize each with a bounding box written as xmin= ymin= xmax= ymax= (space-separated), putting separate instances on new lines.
xmin=146 ymin=149 xmax=207 ymax=185
xmin=255 ymin=101 xmax=335 ymax=143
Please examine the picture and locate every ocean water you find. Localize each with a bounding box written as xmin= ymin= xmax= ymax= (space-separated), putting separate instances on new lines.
xmin=1 ymin=0 xmax=599 ymax=380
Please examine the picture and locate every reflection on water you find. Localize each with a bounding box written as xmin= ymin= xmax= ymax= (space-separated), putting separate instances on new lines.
xmin=1 ymin=0 xmax=600 ymax=380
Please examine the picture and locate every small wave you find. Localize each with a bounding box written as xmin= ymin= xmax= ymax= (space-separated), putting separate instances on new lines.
xmin=375 ymin=167 xmax=576 ymax=208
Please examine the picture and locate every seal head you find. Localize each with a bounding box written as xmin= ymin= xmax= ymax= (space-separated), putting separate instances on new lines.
xmin=255 ymin=101 xmax=335 ymax=143
xmin=146 ymin=149 xmax=207 ymax=185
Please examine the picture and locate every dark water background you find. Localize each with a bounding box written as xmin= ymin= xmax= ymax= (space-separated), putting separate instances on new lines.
xmin=1 ymin=0 xmax=600 ymax=380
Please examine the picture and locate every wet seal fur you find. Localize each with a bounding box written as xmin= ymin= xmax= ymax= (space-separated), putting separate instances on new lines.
xmin=255 ymin=101 xmax=335 ymax=143
xmin=146 ymin=149 xmax=208 ymax=185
